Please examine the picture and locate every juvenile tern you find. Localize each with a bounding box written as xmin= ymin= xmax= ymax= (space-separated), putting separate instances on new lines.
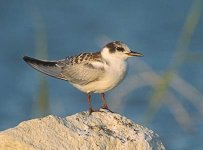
xmin=23 ymin=41 xmax=143 ymax=114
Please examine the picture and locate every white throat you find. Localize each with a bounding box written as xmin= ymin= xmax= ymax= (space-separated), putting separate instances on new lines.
xmin=101 ymin=47 xmax=128 ymax=63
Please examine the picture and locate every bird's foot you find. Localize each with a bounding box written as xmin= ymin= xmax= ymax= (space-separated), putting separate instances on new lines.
xmin=101 ymin=105 xmax=113 ymax=113
xmin=88 ymin=108 xmax=99 ymax=115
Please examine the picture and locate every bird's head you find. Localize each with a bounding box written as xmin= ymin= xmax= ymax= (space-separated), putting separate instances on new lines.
xmin=101 ymin=41 xmax=143 ymax=61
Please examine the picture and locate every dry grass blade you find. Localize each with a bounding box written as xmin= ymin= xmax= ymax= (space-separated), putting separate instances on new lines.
xmin=145 ymin=0 xmax=203 ymax=127
xmin=109 ymin=59 xmax=203 ymax=130
xmin=31 ymin=8 xmax=50 ymax=117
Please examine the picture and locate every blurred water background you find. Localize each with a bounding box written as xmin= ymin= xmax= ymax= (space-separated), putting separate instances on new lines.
xmin=0 ymin=0 xmax=203 ymax=149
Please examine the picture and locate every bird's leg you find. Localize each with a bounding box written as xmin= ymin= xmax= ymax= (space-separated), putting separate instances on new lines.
xmin=100 ymin=93 xmax=112 ymax=112
xmin=87 ymin=94 xmax=97 ymax=114
xmin=87 ymin=94 xmax=93 ymax=114
xmin=101 ymin=93 xmax=108 ymax=109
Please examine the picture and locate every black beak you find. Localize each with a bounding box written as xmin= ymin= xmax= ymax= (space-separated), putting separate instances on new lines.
xmin=126 ymin=51 xmax=144 ymax=57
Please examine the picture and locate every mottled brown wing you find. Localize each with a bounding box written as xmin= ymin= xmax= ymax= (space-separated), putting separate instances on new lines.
xmin=23 ymin=52 xmax=105 ymax=85
xmin=57 ymin=52 xmax=105 ymax=85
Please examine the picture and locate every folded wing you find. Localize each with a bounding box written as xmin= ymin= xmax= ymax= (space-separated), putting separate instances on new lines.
xmin=23 ymin=53 xmax=105 ymax=85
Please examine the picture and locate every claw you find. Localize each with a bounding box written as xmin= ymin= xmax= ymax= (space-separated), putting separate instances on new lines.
xmin=88 ymin=108 xmax=99 ymax=115
xmin=101 ymin=105 xmax=113 ymax=113
xmin=101 ymin=104 xmax=109 ymax=109
xmin=88 ymin=108 xmax=94 ymax=115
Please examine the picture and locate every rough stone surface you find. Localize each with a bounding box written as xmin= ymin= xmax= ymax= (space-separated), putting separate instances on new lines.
xmin=0 ymin=110 xmax=165 ymax=150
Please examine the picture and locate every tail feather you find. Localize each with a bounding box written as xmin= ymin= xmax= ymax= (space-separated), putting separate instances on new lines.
xmin=23 ymin=56 xmax=65 ymax=80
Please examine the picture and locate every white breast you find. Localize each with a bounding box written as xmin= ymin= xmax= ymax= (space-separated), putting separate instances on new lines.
xmin=76 ymin=57 xmax=127 ymax=93
xmin=98 ymin=58 xmax=127 ymax=92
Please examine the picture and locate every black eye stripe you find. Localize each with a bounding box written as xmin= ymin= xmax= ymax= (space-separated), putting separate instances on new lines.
xmin=116 ymin=47 xmax=124 ymax=52
xmin=106 ymin=43 xmax=116 ymax=53
xmin=106 ymin=41 xmax=126 ymax=53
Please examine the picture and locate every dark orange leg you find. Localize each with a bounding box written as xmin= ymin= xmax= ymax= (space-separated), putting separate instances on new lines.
xmin=87 ymin=94 xmax=98 ymax=114
xmin=100 ymin=93 xmax=112 ymax=112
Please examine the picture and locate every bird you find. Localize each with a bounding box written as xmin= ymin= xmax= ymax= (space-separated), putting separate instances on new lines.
xmin=23 ymin=41 xmax=143 ymax=114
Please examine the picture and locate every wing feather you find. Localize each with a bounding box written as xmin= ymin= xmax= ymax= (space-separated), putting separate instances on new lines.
xmin=23 ymin=52 xmax=105 ymax=85
xmin=58 ymin=60 xmax=105 ymax=85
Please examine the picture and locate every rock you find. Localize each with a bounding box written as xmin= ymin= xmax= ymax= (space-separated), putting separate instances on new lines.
xmin=0 ymin=110 xmax=165 ymax=150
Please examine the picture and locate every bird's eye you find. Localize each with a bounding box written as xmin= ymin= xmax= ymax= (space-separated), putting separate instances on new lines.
xmin=116 ymin=47 xmax=124 ymax=52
